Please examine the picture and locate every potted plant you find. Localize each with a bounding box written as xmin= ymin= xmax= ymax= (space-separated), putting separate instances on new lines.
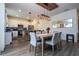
xmin=46 ymin=27 xmax=50 ymax=33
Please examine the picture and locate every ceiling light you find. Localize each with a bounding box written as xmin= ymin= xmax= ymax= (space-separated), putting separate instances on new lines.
xmin=18 ymin=9 xmax=22 ymax=12
xmin=16 ymin=15 xmax=19 ymax=17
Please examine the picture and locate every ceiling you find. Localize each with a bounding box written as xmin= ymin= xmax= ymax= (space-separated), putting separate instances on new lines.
xmin=5 ymin=3 xmax=79 ymax=19
xmin=37 ymin=3 xmax=58 ymax=11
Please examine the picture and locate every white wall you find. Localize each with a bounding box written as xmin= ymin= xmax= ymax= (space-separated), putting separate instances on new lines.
xmin=7 ymin=16 xmax=52 ymax=31
xmin=32 ymin=19 xmax=52 ymax=31
xmin=0 ymin=3 xmax=5 ymax=52
xmin=7 ymin=16 xmax=30 ymax=28
xmin=7 ymin=9 xmax=78 ymax=42
xmin=51 ymin=9 xmax=78 ymax=42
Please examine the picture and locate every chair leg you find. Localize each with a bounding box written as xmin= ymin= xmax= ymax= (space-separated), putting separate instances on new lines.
xmin=52 ymin=46 xmax=54 ymax=55
xmin=29 ymin=44 xmax=32 ymax=52
xmin=60 ymin=41 xmax=62 ymax=49
xmin=57 ymin=41 xmax=62 ymax=50
xmin=56 ymin=43 xmax=59 ymax=49
xmin=34 ymin=47 xmax=36 ymax=56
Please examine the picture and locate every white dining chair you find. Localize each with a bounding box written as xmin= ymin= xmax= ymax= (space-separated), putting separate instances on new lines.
xmin=36 ymin=31 xmax=41 ymax=34
xmin=45 ymin=32 xmax=59 ymax=55
xmin=57 ymin=32 xmax=62 ymax=49
xmin=29 ymin=31 xmax=42 ymax=56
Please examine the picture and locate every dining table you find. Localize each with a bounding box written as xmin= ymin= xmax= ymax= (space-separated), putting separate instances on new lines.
xmin=36 ymin=33 xmax=53 ymax=56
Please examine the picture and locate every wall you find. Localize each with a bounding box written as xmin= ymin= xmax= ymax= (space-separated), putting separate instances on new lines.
xmin=7 ymin=9 xmax=78 ymax=42
xmin=0 ymin=3 xmax=5 ymax=52
xmin=7 ymin=16 xmax=52 ymax=31
xmin=7 ymin=16 xmax=30 ymax=28
xmin=51 ymin=9 xmax=78 ymax=42
xmin=32 ymin=19 xmax=52 ymax=31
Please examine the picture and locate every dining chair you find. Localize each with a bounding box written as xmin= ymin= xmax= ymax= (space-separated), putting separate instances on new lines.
xmin=45 ymin=32 xmax=59 ymax=55
xmin=35 ymin=30 xmax=42 ymax=42
xmin=58 ymin=32 xmax=62 ymax=48
xmin=29 ymin=31 xmax=42 ymax=56
xmin=36 ymin=30 xmax=42 ymax=34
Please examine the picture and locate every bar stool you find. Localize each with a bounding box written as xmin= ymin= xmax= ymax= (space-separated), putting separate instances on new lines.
xmin=66 ymin=34 xmax=74 ymax=43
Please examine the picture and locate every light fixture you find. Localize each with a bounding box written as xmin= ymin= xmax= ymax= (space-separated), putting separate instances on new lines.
xmin=27 ymin=12 xmax=33 ymax=22
xmin=18 ymin=9 xmax=22 ymax=12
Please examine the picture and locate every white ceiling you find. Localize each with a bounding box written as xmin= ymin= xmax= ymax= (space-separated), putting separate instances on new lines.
xmin=5 ymin=3 xmax=79 ymax=19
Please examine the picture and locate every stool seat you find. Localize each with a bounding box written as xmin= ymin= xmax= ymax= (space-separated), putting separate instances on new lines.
xmin=66 ymin=34 xmax=74 ymax=43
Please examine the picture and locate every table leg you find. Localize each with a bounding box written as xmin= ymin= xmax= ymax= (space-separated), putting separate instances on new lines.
xmin=42 ymin=38 xmax=44 ymax=56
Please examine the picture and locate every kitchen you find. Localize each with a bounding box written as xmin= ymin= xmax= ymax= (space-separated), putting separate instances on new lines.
xmin=1 ymin=3 xmax=79 ymax=56
xmin=5 ymin=3 xmax=52 ymax=48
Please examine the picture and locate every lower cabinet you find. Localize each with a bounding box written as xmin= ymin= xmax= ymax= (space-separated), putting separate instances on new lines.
xmin=5 ymin=32 xmax=12 ymax=45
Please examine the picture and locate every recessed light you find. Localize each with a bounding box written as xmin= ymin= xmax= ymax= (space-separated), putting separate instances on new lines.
xmin=18 ymin=9 xmax=22 ymax=12
xmin=16 ymin=15 xmax=19 ymax=17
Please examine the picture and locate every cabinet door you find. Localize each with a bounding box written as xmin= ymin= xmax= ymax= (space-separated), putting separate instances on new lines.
xmin=5 ymin=32 xmax=12 ymax=45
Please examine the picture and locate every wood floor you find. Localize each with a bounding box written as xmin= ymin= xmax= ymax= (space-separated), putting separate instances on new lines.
xmin=1 ymin=38 xmax=79 ymax=56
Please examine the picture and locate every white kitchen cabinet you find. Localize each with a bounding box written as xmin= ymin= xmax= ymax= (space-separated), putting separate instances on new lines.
xmin=5 ymin=32 xmax=12 ymax=45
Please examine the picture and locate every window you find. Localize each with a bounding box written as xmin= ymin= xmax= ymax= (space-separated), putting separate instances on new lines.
xmin=52 ymin=19 xmax=72 ymax=28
